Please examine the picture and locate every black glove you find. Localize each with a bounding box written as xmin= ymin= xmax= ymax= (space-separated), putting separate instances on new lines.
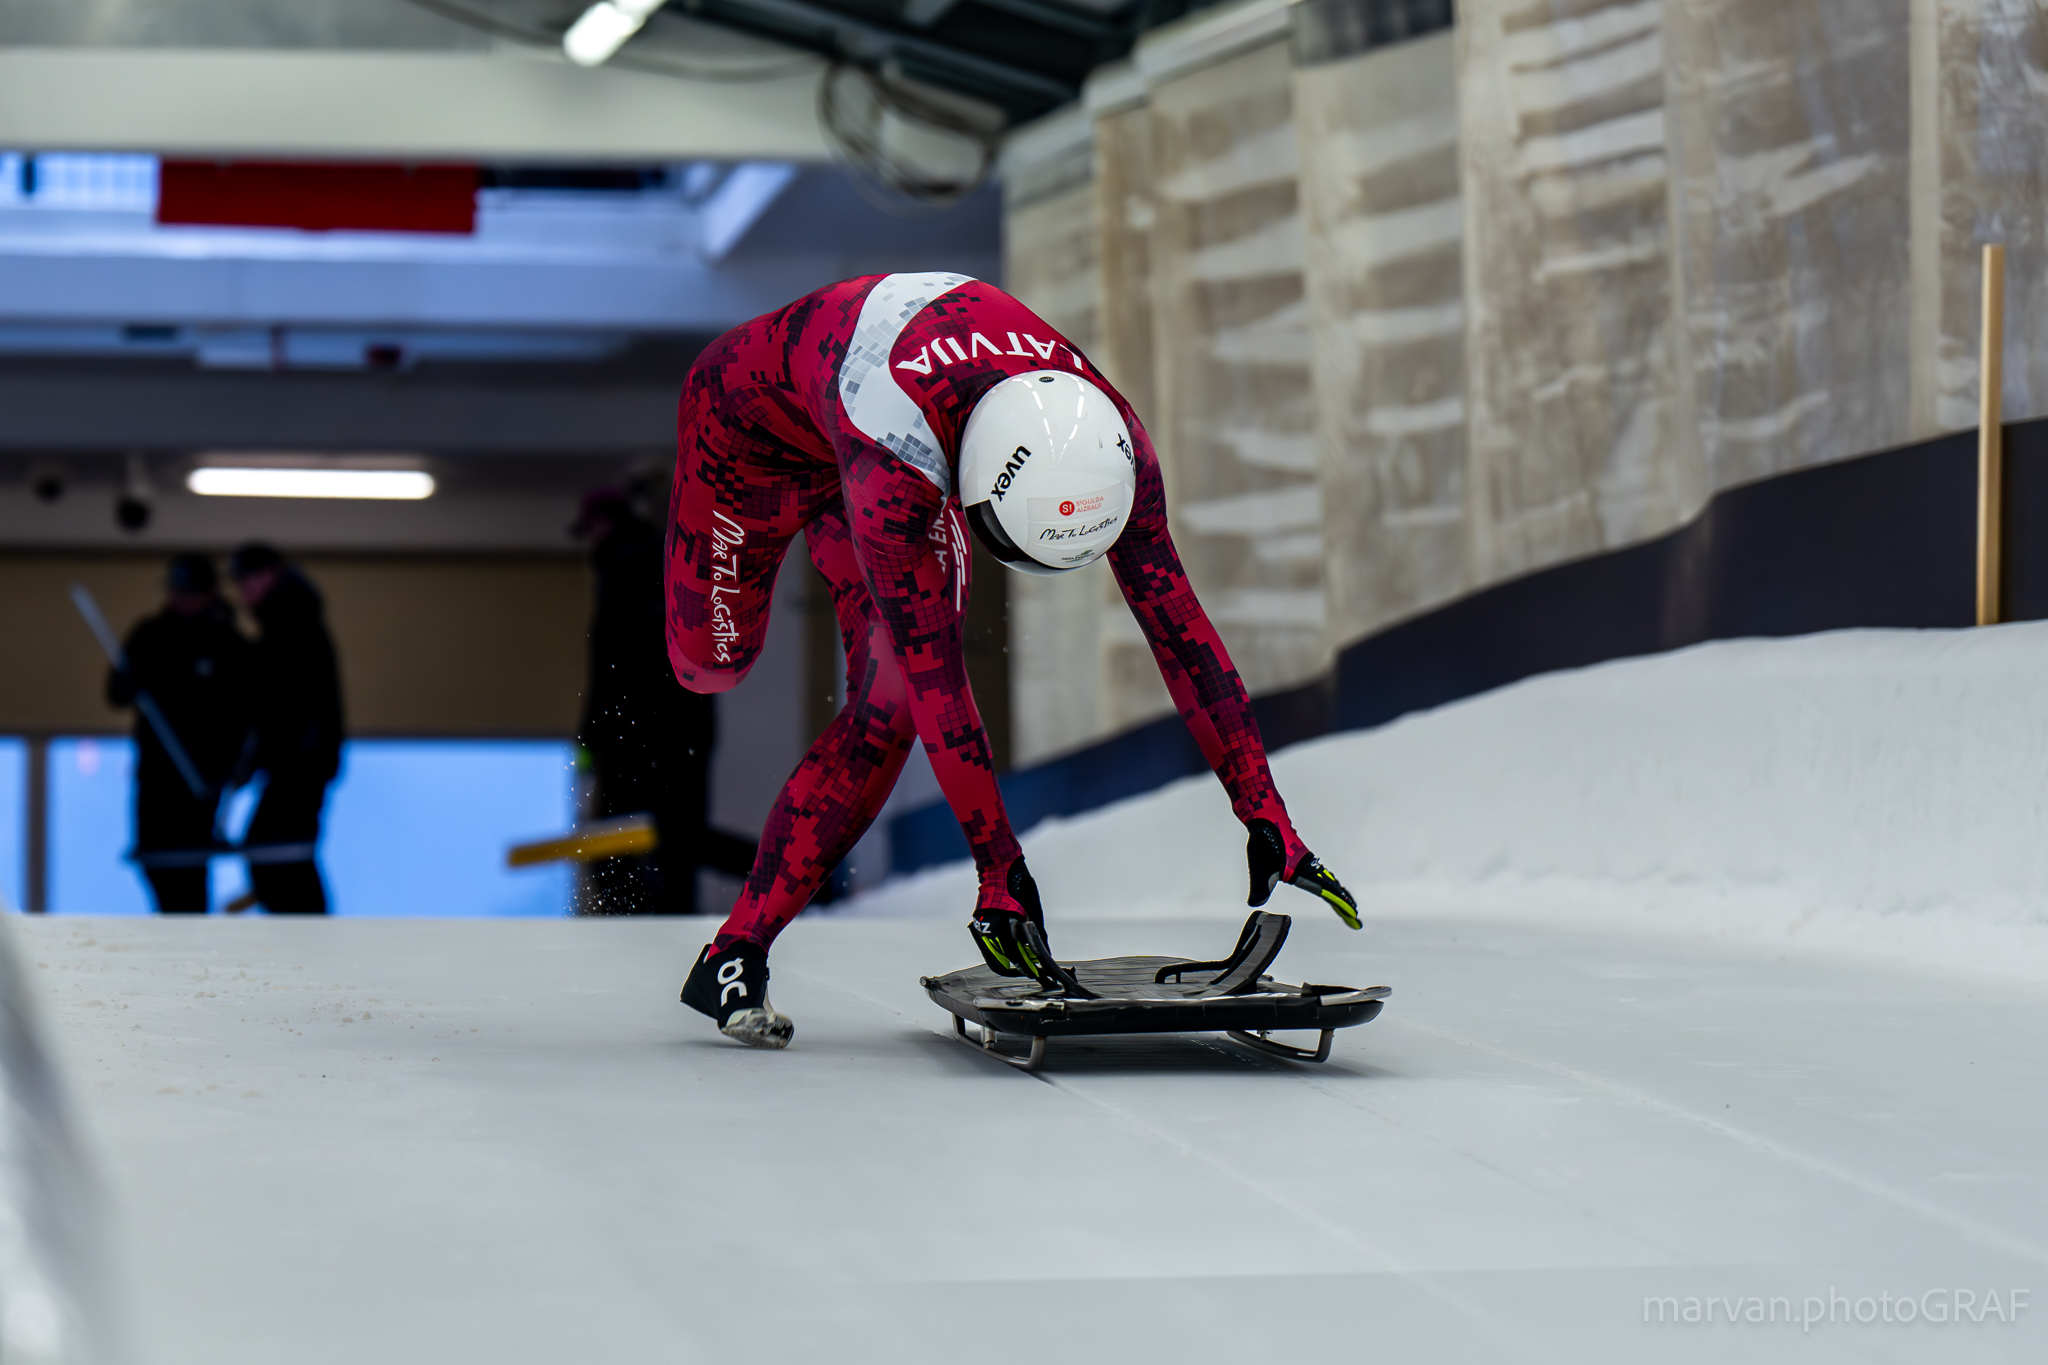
xmin=1246 ymin=818 xmax=1360 ymax=930
xmin=967 ymin=859 xmax=1094 ymax=995
xmin=970 ymin=859 xmax=1047 ymax=979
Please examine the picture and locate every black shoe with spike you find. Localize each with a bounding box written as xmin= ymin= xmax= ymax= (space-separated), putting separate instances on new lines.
xmin=681 ymin=940 xmax=794 ymax=1049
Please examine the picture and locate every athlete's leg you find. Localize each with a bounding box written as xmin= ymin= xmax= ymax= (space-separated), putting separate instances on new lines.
xmin=835 ymin=451 xmax=1025 ymax=897
xmin=712 ymin=503 xmax=920 ymax=951
xmin=665 ymin=367 xmax=836 ymax=693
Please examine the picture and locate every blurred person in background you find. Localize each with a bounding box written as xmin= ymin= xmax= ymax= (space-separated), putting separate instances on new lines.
xmin=106 ymin=553 xmax=252 ymax=914
xmin=575 ymin=486 xmax=755 ymax=915
xmin=228 ymin=542 xmax=344 ymax=915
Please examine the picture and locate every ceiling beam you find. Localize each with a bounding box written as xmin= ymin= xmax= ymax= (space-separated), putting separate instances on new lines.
xmin=0 ymin=47 xmax=830 ymax=162
xmin=696 ymin=0 xmax=1079 ymax=105
xmin=0 ymin=358 xmax=686 ymax=455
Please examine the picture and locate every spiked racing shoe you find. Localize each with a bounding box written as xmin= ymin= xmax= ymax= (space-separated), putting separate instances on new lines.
xmin=680 ymin=940 xmax=793 ymax=1049
xmin=1247 ymin=818 xmax=1362 ymax=930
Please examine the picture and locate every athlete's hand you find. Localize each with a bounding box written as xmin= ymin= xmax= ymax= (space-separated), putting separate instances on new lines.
xmin=971 ymin=906 xmax=1050 ymax=980
xmin=1246 ymin=818 xmax=1360 ymax=930
xmin=971 ymin=858 xmax=1051 ymax=980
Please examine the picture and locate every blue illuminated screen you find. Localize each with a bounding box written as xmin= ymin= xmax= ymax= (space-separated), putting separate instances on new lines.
xmin=37 ymin=738 xmax=575 ymax=917
xmin=0 ymin=738 xmax=21 ymax=912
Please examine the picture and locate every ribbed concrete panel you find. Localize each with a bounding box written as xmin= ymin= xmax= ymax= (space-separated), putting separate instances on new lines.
xmin=1666 ymin=0 xmax=1912 ymax=492
xmin=995 ymin=0 xmax=2045 ymax=761
xmin=1147 ymin=38 xmax=1327 ymax=697
xmin=1088 ymin=98 xmax=1177 ymax=738
xmin=1910 ymin=0 xmax=2048 ymax=436
xmin=1296 ymin=25 xmax=1468 ymax=646
xmin=1456 ymin=0 xmax=1702 ymax=587
xmin=1092 ymin=103 xmax=1162 ymax=429
xmin=1000 ymin=109 xmax=1112 ymax=764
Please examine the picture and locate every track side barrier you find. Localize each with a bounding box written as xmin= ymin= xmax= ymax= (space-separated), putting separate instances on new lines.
xmin=892 ymin=417 xmax=2048 ymax=875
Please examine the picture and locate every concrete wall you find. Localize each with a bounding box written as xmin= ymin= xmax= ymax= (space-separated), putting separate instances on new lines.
xmin=1911 ymin=0 xmax=2048 ymax=437
xmin=1147 ymin=37 xmax=1328 ymax=698
xmin=1091 ymin=90 xmax=1181 ymax=742
xmin=1296 ymin=24 xmax=1468 ymax=645
xmin=1000 ymin=109 xmax=1114 ymax=765
xmin=1456 ymin=0 xmax=1702 ymax=586
xmin=1002 ymin=8 xmax=1328 ymax=760
xmin=1666 ymin=0 xmax=1914 ymax=491
xmin=997 ymin=0 xmax=2039 ymax=761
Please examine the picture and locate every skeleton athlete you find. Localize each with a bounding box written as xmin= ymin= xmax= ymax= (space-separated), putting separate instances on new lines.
xmin=672 ymin=273 xmax=1357 ymax=1047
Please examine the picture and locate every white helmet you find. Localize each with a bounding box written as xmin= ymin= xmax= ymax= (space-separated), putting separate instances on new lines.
xmin=958 ymin=371 xmax=1137 ymax=576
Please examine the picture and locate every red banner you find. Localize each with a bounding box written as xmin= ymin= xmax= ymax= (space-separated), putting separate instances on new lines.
xmin=157 ymin=161 xmax=478 ymax=234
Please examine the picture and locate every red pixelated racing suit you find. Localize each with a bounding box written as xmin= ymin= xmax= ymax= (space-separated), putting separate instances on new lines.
xmin=667 ymin=273 xmax=1312 ymax=950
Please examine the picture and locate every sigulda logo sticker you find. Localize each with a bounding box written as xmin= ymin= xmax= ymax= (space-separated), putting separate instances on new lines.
xmin=707 ymin=509 xmax=746 ymax=662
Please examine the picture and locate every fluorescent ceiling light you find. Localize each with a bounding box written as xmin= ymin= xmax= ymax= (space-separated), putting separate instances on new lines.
xmin=187 ymin=467 xmax=435 ymax=500
xmin=563 ymin=0 xmax=667 ymax=67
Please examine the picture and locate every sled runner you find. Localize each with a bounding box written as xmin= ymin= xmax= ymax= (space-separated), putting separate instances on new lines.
xmin=921 ymin=911 xmax=1389 ymax=1073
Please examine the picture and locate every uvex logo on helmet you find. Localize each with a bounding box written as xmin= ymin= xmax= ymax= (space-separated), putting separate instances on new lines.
xmin=989 ymin=445 xmax=1032 ymax=502
xmin=958 ymin=371 xmax=1136 ymax=578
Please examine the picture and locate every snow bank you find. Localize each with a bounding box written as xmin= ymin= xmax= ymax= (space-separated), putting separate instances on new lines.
xmin=856 ymin=625 xmax=2048 ymax=980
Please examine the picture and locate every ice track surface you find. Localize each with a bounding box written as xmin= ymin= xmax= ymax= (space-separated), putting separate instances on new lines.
xmin=22 ymin=913 xmax=2047 ymax=1364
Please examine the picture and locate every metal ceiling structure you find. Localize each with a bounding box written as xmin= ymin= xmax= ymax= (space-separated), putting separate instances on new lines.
xmin=393 ymin=0 xmax=1225 ymax=128
xmin=669 ymin=0 xmax=1198 ymax=123
xmin=395 ymin=0 xmax=1229 ymax=202
xmin=396 ymin=0 xmax=1217 ymax=125
xmin=0 ymin=0 xmax=1236 ymax=189
xmin=266 ymin=0 xmax=1215 ymax=127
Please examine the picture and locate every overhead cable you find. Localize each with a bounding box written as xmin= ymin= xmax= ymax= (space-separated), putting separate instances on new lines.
xmin=818 ymin=63 xmax=998 ymax=214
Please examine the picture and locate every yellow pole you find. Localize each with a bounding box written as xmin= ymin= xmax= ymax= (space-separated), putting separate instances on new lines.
xmin=506 ymin=813 xmax=658 ymax=868
xmin=1978 ymin=243 xmax=2006 ymax=626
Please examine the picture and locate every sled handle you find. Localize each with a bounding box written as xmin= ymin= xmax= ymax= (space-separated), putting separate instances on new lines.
xmin=1155 ymin=912 xmax=1291 ymax=997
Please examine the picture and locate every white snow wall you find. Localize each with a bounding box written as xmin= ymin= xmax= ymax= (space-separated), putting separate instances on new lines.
xmin=864 ymin=625 xmax=2048 ymax=980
